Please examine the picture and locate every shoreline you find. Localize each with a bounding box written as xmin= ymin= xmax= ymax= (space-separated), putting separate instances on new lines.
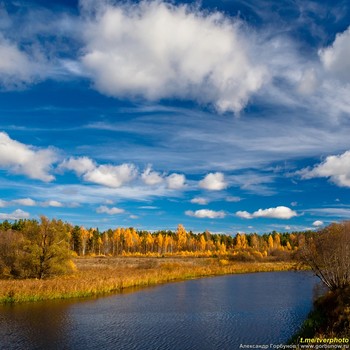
xmin=289 ymin=286 xmax=350 ymax=340
xmin=0 ymin=257 xmax=301 ymax=305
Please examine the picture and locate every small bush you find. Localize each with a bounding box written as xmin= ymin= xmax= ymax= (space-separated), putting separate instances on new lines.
xmin=229 ymin=252 xmax=256 ymax=262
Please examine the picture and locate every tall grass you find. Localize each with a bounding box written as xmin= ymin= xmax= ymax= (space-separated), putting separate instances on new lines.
xmin=0 ymin=257 xmax=299 ymax=304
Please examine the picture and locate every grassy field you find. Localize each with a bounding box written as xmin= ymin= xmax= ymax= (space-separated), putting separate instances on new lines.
xmin=0 ymin=256 xmax=299 ymax=304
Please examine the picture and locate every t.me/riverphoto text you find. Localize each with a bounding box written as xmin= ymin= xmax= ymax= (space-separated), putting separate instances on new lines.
xmin=299 ymin=338 xmax=349 ymax=345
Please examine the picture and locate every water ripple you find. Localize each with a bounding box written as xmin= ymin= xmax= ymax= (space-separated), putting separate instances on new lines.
xmin=0 ymin=272 xmax=317 ymax=350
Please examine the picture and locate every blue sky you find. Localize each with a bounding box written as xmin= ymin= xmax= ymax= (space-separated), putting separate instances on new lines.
xmin=1 ymin=0 xmax=350 ymax=234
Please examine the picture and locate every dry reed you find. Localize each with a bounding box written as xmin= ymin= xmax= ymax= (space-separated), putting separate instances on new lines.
xmin=0 ymin=257 xmax=299 ymax=304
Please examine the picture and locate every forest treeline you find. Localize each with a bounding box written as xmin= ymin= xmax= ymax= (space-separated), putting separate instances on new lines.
xmin=0 ymin=216 xmax=313 ymax=279
xmin=1 ymin=217 xmax=311 ymax=257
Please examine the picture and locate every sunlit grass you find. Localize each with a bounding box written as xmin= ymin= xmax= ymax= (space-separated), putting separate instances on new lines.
xmin=0 ymin=256 xmax=300 ymax=304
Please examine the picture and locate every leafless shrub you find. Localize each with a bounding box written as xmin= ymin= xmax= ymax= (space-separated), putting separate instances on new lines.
xmin=299 ymin=222 xmax=350 ymax=290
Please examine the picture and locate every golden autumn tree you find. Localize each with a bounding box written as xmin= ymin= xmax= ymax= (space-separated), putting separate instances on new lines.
xmin=216 ymin=241 xmax=226 ymax=254
xmin=0 ymin=229 xmax=27 ymax=278
xmin=124 ymin=228 xmax=133 ymax=253
xmin=176 ymin=224 xmax=187 ymax=251
xmin=235 ymin=233 xmax=247 ymax=250
xmin=273 ymin=233 xmax=281 ymax=250
xmin=250 ymin=234 xmax=260 ymax=251
xmin=112 ymin=228 xmax=121 ymax=255
xmin=20 ymin=217 xmax=74 ymax=279
xmin=80 ymin=227 xmax=90 ymax=256
xmin=131 ymin=229 xmax=140 ymax=253
xmin=164 ymin=235 xmax=173 ymax=254
xmin=268 ymin=235 xmax=274 ymax=250
xmin=156 ymin=233 xmax=164 ymax=254
xmin=97 ymin=235 xmax=103 ymax=255
xmin=199 ymin=235 xmax=206 ymax=251
xmin=145 ymin=233 xmax=154 ymax=253
xmin=240 ymin=234 xmax=248 ymax=249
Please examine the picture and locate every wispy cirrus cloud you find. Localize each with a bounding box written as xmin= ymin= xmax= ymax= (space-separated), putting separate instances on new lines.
xmin=226 ymin=196 xmax=241 ymax=202
xmin=0 ymin=197 xmax=66 ymax=208
xmin=0 ymin=2 xmax=84 ymax=86
xmin=18 ymin=182 xmax=179 ymax=205
xmin=305 ymin=207 xmax=350 ymax=218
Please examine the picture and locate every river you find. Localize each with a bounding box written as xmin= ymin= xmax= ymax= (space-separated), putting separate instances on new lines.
xmin=0 ymin=271 xmax=318 ymax=349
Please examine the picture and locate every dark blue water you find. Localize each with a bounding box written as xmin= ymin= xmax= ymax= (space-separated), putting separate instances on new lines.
xmin=0 ymin=271 xmax=318 ymax=350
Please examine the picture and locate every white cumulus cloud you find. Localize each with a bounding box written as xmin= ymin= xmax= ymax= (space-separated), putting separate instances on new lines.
xmin=319 ymin=26 xmax=350 ymax=83
xmin=199 ymin=172 xmax=227 ymax=191
xmin=141 ymin=165 xmax=164 ymax=185
xmin=312 ymin=220 xmax=324 ymax=227
xmin=42 ymin=200 xmax=63 ymax=207
xmin=185 ymin=209 xmax=226 ymax=219
xmin=80 ymin=0 xmax=266 ymax=113
xmin=61 ymin=156 xmax=138 ymax=188
xmin=96 ymin=205 xmax=125 ymax=215
xmin=0 ymin=132 xmax=57 ymax=182
xmin=60 ymin=156 xmax=96 ymax=175
xmin=236 ymin=206 xmax=297 ymax=219
xmin=236 ymin=210 xmax=253 ymax=219
xmin=166 ymin=173 xmax=186 ymax=189
xmin=12 ymin=198 xmax=36 ymax=206
xmin=300 ymin=150 xmax=350 ymax=187
xmin=84 ymin=163 xmax=137 ymax=187
xmin=0 ymin=209 xmax=30 ymax=220
xmin=0 ymin=35 xmax=40 ymax=89
xmin=190 ymin=197 xmax=209 ymax=205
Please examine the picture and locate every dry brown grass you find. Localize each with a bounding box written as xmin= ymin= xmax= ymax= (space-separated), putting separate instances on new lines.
xmin=0 ymin=256 xmax=299 ymax=304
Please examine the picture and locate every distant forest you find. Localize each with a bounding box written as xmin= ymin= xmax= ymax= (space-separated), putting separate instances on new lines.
xmin=0 ymin=217 xmax=312 ymax=259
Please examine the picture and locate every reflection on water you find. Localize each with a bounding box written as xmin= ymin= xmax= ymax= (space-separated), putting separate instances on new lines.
xmin=0 ymin=271 xmax=318 ymax=350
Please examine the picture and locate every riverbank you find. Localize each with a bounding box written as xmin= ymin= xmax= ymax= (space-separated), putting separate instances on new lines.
xmin=0 ymin=256 xmax=299 ymax=304
xmin=290 ymin=286 xmax=350 ymax=341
